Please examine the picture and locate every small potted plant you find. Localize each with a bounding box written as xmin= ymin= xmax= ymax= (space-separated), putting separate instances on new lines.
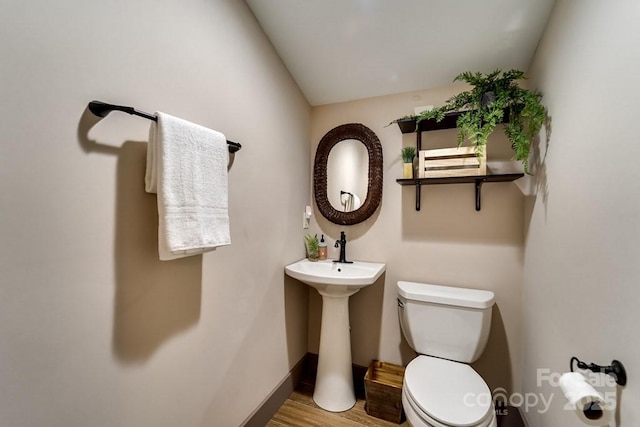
xmin=304 ymin=234 xmax=319 ymax=261
xmin=392 ymin=69 xmax=546 ymax=174
xmin=401 ymin=146 xmax=416 ymax=179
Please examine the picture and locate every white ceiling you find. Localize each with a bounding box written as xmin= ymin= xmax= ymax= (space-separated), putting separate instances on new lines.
xmin=245 ymin=0 xmax=556 ymax=106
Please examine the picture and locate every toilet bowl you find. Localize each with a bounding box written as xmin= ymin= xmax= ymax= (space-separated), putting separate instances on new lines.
xmin=402 ymin=356 xmax=496 ymax=427
xmin=397 ymin=281 xmax=497 ymax=427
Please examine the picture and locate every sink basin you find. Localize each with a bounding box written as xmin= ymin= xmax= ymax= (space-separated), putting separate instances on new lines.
xmin=285 ymin=258 xmax=386 ymax=412
xmin=284 ymin=259 xmax=385 ymax=295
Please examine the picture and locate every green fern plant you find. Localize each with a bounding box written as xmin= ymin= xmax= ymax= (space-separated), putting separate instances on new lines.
xmin=304 ymin=234 xmax=319 ymax=260
xmin=391 ymin=69 xmax=547 ymax=174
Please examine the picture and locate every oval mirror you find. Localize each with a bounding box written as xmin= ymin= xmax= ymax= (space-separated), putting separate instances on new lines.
xmin=314 ymin=123 xmax=383 ymax=225
xmin=327 ymin=139 xmax=368 ymax=212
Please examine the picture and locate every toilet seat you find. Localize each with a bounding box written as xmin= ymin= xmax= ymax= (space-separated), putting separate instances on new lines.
xmin=404 ymin=356 xmax=494 ymax=427
xmin=403 ymin=389 xmax=496 ymax=427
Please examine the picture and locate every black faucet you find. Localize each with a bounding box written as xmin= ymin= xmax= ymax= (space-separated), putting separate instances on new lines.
xmin=333 ymin=231 xmax=353 ymax=264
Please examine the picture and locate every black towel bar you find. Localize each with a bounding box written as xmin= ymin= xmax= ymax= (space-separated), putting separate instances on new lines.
xmin=88 ymin=100 xmax=242 ymax=153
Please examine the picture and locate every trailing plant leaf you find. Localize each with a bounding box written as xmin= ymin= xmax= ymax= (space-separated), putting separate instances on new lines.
xmin=390 ymin=69 xmax=547 ymax=174
xmin=415 ymin=107 xmax=450 ymax=127
xmin=387 ymin=114 xmax=418 ymax=127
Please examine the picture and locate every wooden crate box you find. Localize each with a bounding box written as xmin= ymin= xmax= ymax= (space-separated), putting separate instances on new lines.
xmin=418 ymin=146 xmax=486 ymax=178
xmin=364 ymin=360 xmax=406 ymax=424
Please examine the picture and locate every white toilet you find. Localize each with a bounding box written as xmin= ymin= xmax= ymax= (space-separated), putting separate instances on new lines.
xmin=397 ymin=281 xmax=497 ymax=427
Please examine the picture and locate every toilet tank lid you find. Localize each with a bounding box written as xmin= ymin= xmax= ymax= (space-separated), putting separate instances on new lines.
xmin=397 ymin=281 xmax=495 ymax=309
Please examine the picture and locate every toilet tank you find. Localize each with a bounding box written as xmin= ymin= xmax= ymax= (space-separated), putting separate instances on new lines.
xmin=397 ymin=281 xmax=495 ymax=363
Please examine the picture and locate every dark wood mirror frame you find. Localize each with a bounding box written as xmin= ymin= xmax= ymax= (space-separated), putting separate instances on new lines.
xmin=314 ymin=123 xmax=383 ymax=225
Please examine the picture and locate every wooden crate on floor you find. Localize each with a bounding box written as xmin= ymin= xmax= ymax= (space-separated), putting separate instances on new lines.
xmin=418 ymin=146 xmax=486 ymax=178
xmin=364 ymin=360 xmax=405 ymax=424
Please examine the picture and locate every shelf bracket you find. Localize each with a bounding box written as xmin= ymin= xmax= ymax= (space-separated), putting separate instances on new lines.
xmin=415 ymin=129 xmax=422 ymax=211
xmin=475 ymin=179 xmax=483 ymax=211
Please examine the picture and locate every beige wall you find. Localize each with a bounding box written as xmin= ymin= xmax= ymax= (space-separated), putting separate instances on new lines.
xmin=0 ymin=1 xmax=310 ymax=426
xmin=309 ymin=85 xmax=525 ymax=395
xmin=522 ymin=0 xmax=640 ymax=425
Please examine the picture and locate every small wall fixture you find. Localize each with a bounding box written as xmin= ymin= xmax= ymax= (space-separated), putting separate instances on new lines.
xmin=570 ymin=356 xmax=627 ymax=386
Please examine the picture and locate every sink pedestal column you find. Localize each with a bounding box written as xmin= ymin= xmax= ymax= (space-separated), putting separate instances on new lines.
xmin=313 ymin=289 xmax=359 ymax=412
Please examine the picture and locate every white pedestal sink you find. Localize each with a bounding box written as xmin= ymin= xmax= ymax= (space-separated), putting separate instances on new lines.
xmin=285 ymin=259 xmax=386 ymax=412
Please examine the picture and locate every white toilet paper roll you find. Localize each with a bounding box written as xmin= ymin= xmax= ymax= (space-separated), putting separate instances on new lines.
xmin=559 ymin=372 xmax=613 ymax=426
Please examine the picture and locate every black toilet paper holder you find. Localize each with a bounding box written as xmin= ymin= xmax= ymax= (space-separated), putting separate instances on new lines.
xmin=570 ymin=356 xmax=627 ymax=386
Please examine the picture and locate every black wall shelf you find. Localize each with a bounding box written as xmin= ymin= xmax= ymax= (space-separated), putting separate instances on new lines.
xmin=397 ymin=110 xmax=509 ymax=134
xmin=397 ymin=173 xmax=523 ymax=211
xmin=397 ymin=112 xmax=463 ymax=134
xmin=396 ymin=112 xmax=521 ymax=211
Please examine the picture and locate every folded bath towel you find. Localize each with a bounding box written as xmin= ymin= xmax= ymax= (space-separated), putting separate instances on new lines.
xmin=146 ymin=112 xmax=230 ymax=260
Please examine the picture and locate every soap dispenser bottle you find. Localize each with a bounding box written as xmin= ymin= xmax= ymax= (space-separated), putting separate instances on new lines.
xmin=318 ymin=235 xmax=327 ymax=260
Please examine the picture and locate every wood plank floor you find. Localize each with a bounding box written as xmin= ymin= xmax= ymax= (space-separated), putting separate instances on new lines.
xmin=268 ymin=390 xmax=408 ymax=427
xmin=265 ymin=354 xmax=524 ymax=427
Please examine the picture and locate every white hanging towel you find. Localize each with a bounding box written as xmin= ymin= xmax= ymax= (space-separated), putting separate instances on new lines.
xmin=145 ymin=112 xmax=230 ymax=260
